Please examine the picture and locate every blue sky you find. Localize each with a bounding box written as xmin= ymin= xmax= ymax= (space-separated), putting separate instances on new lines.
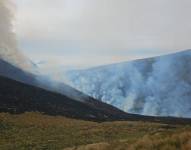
xmin=14 ymin=0 xmax=191 ymax=68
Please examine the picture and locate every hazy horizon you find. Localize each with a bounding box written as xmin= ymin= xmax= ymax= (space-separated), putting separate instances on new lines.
xmin=14 ymin=0 xmax=191 ymax=69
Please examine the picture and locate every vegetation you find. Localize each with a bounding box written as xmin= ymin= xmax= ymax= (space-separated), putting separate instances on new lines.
xmin=0 ymin=112 xmax=191 ymax=150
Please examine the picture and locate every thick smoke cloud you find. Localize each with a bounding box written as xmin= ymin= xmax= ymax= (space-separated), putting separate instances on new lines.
xmin=65 ymin=50 xmax=191 ymax=118
xmin=0 ymin=0 xmax=31 ymax=71
xmin=0 ymin=0 xmax=84 ymax=101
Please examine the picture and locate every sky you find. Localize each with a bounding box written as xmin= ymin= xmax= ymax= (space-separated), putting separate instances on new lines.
xmin=14 ymin=0 xmax=191 ymax=68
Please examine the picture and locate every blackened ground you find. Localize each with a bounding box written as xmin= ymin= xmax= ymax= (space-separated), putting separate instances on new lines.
xmin=0 ymin=75 xmax=129 ymax=121
xmin=0 ymin=75 xmax=191 ymax=124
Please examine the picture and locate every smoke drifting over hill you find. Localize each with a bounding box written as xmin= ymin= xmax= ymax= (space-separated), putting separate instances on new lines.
xmin=0 ymin=0 xmax=31 ymax=71
xmin=65 ymin=50 xmax=191 ymax=118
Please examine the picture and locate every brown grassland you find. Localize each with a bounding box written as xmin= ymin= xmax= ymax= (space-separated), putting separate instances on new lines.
xmin=0 ymin=112 xmax=191 ymax=150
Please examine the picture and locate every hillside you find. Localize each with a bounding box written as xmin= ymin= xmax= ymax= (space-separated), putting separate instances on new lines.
xmin=0 ymin=58 xmax=36 ymax=85
xmin=0 ymin=57 xmax=95 ymax=102
xmin=65 ymin=50 xmax=191 ymax=118
xmin=1 ymin=73 xmax=191 ymax=124
xmin=0 ymin=74 xmax=129 ymax=121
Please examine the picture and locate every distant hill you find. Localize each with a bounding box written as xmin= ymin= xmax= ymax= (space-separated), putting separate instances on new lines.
xmin=65 ymin=50 xmax=191 ymax=118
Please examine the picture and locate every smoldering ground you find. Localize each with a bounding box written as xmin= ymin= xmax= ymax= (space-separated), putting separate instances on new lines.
xmin=65 ymin=50 xmax=191 ymax=118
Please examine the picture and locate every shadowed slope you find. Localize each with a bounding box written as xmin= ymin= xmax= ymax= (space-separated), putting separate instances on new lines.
xmin=1 ymin=74 xmax=191 ymax=124
xmin=0 ymin=75 xmax=128 ymax=121
xmin=0 ymin=59 xmax=36 ymax=84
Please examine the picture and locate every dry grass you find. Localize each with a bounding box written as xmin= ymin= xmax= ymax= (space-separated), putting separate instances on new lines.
xmin=128 ymin=131 xmax=191 ymax=150
xmin=0 ymin=112 xmax=190 ymax=150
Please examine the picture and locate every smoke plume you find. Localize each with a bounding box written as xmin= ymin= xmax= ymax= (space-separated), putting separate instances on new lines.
xmin=0 ymin=0 xmax=31 ymax=71
xmin=65 ymin=50 xmax=191 ymax=118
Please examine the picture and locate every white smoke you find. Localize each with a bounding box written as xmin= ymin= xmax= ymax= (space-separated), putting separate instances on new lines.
xmin=0 ymin=0 xmax=31 ymax=71
xmin=65 ymin=50 xmax=191 ymax=118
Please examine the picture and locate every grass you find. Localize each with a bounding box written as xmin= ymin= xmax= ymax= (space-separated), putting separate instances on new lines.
xmin=0 ymin=112 xmax=191 ymax=150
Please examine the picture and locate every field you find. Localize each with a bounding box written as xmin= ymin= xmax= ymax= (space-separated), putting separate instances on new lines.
xmin=0 ymin=112 xmax=191 ymax=150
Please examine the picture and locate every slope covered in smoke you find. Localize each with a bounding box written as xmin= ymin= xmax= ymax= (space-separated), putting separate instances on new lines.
xmin=65 ymin=50 xmax=191 ymax=118
xmin=2 ymin=74 xmax=191 ymax=124
xmin=0 ymin=74 xmax=132 ymax=121
xmin=0 ymin=52 xmax=92 ymax=102
xmin=0 ymin=0 xmax=92 ymax=102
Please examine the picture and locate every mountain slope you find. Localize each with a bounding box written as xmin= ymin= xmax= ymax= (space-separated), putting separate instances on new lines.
xmin=0 ymin=57 xmax=97 ymax=102
xmin=1 ymin=74 xmax=191 ymax=124
xmin=0 ymin=58 xmax=36 ymax=85
xmin=0 ymin=74 xmax=130 ymax=121
xmin=65 ymin=50 xmax=191 ymax=118
xmin=0 ymin=55 xmax=137 ymax=121
xmin=1 ymin=50 xmax=191 ymax=123
xmin=0 ymin=56 xmax=131 ymax=121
